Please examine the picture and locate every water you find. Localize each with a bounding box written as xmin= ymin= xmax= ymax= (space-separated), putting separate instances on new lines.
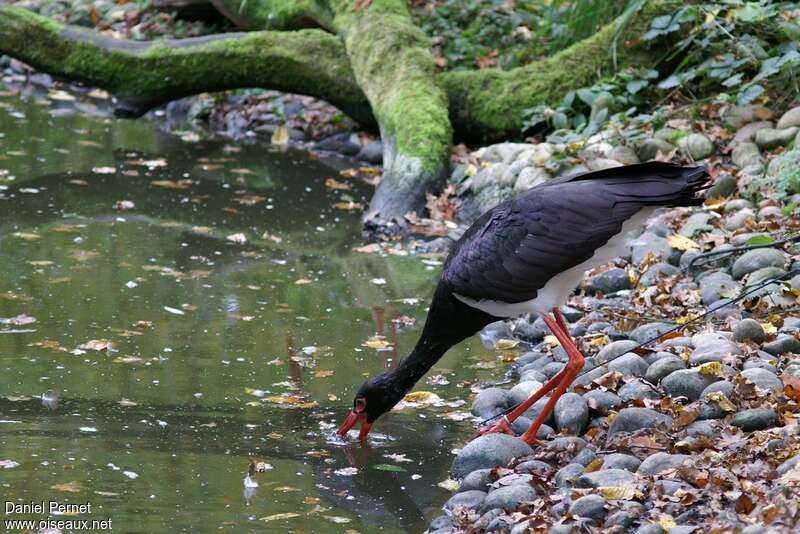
xmin=0 ymin=90 xmax=507 ymax=532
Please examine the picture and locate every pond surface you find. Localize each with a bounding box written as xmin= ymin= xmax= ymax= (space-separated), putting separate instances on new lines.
xmin=0 ymin=90 xmax=505 ymax=532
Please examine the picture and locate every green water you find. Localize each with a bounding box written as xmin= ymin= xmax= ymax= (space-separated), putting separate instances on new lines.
xmin=0 ymin=90 xmax=503 ymax=533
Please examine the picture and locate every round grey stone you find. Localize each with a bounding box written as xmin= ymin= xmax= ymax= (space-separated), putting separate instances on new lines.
xmin=459 ymin=469 xmax=493 ymax=491
xmin=731 ymin=408 xmax=780 ymax=431
xmin=575 ymin=469 xmax=636 ymax=489
xmin=734 ymin=318 xmax=766 ymax=343
xmin=452 ymin=434 xmax=534 ymax=479
xmin=583 ymin=390 xmax=622 ymax=414
xmin=589 ymin=267 xmax=631 ymax=294
xmin=444 ymin=490 xmax=486 ymax=512
xmin=646 ymin=356 xmax=686 ymax=383
xmin=639 ymin=263 xmax=681 ymax=287
xmin=661 ymin=369 xmax=717 ymax=401
xmin=637 ymin=452 xmax=688 ymax=475
xmin=601 ymin=453 xmax=641 ymax=472
xmin=732 ymin=249 xmax=786 ymax=279
xmin=508 ymin=380 xmax=544 ymax=406
xmin=555 ymin=463 xmax=585 ymax=488
xmin=515 ymin=460 xmax=553 ymax=476
xmin=618 ymin=379 xmax=663 ymax=402
xmin=597 ymin=340 xmax=640 ymax=364
xmin=480 ymin=484 xmax=537 ymax=511
xmin=554 ymin=392 xmax=589 ymax=435
xmin=763 ymin=334 xmax=800 ymax=356
xmin=741 ymin=368 xmax=782 ymax=393
xmin=629 ymin=322 xmax=675 ymax=344
xmin=608 ymin=352 xmax=649 ymax=378
xmin=569 ymin=494 xmax=607 ymax=521
xmin=472 ymin=388 xmax=510 ymax=418
xmin=689 ymin=339 xmax=742 ymax=365
xmin=608 ymin=408 xmax=673 ymax=437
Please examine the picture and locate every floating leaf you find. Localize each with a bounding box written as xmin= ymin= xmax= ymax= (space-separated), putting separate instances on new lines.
xmin=374 ymin=464 xmax=407 ymax=472
xmin=51 ymin=481 xmax=84 ymax=493
xmin=163 ymin=306 xmax=185 ymax=316
xmin=151 ymin=179 xmax=191 ymax=190
xmin=226 ymin=233 xmax=248 ymax=244
xmin=260 ymin=513 xmax=300 ymax=522
xmin=363 ymin=336 xmax=392 ymax=350
xmin=403 ymin=391 xmax=442 ymax=404
xmin=0 ymin=459 xmax=20 ymax=469
xmin=437 ymin=478 xmax=459 ymax=491
xmin=12 ymin=232 xmax=40 ymax=241
xmin=271 ymin=125 xmax=290 ymax=146
xmin=334 ymin=467 xmax=358 ymax=476
xmin=78 ymin=339 xmax=114 ymax=351
xmin=494 ymin=338 xmax=519 ymax=350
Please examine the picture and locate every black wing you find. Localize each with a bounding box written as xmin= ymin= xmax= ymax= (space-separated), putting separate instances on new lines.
xmin=441 ymin=162 xmax=708 ymax=304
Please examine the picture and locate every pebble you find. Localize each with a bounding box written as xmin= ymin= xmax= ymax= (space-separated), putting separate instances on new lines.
xmin=734 ymin=318 xmax=766 ymax=343
xmin=629 ymin=322 xmax=675 ymax=344
xmin=596 ymin=340 xmax=640 ymax=364
xmin=763 ymin=334 xmax=800 ymax=356
xmin=699 ymin=272 xmax=740 ymax=305
xmin=724 ymin=208 xmax=754 ymax=231
xmin=689 ymin=338 xmax=741 ymax=365
xmin=553 ymin=393 xmax=589 ymax=435
xmin=636 ymin=138 xmax=675 ymax=161
xmin=607 ymin=408 xmax=673 ymax=437
xmin=451 ymin=434 xmax=533 ymax=478
xmin=609 ymin=145 xmax=640 ymax=165
xmin=740 ymin=368 xmax=782 ymax=392
xmin=601 ymin=453 xmax=642 ymax=472
xmin=471 ymin=387 xmax=510 ymax=418
xmin=661 ymin=369 xmax=717 ymax=401
xmin=776 ymin=454 xmax=800 ymax=476
xmin=481 ymin=484 xmax=537 ymax=511
xmin=637 ymin=453 xmax=689 ymax=475
xmin=508 ymin=380 xmax=544 ymax=405
xmin=731 ymin=141 xmax=761 ymax=168
xmin=731 ymin=408 xmax=780 ymax=431
xmin=583 ymin=390 xmax=622 ymax=414
xmin=515 ymin=460 xmax=553 ymax=476
xmin=679 ymin=133 xmax=715 ymax=160
xmin=639 ymin=263 xmax=681 ymax=286
xmin=588 ymin=267 xmax=631 ymax=294
xmin=555 ymin=463 xmax=585 ymax=488
xmin=459 ymin=469 xmax=493 ymax=491
xmin=645 ymin=356 xmax=686 ymax=383
xmin=631 ymin=232 xmax=679 ymax=266
xmin=731 ymin=248 xmax=786 ymax=279
xmin=776 ymin=106 xmax=800 ymax=128
xmin=575 ymin=469 xmax=636 ymax=489
xmin=608 ymin=353 xmax=649 ymax=378
xmin=569 ymin=494 xmax=607 ymax=521
xmin=636 ymin=525 xmax=666 ymax=534
xmin=704 ymin=173 xmax=737 ymax=198
xmin=754 ymin=126 xmax=799 ymax=149
xmin=444 ymin=490 xmax=486 ymax=512
xmin=733 ymin=121 xmax=772 ymax=144
xmin=618 ymin=379 xmax=663 ymax=401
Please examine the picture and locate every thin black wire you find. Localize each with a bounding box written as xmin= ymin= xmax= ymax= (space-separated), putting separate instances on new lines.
xmin=686 ymin=234 xmax=800 ymax=272
xmin=479 ymin=239 xmax=799 ymax=426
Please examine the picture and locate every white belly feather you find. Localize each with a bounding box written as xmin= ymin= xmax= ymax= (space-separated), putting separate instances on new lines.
xmin=454 ymin=208 xmax=656 ymax=317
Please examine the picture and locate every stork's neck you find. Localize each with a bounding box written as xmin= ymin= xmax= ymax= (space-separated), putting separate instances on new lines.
xmin=387 ymin=285 xmax=497 ymax=394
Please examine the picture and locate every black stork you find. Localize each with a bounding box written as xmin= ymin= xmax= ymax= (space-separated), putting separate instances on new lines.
xmin=338 ymin=162 xmax=709 ymax=444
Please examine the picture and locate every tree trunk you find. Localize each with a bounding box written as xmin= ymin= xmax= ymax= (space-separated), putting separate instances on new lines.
xmin=0 ymin=1 xmax=675 ymax=237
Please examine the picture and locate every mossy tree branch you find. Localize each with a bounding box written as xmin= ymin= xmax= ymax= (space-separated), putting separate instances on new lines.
xmin=0 ymin=1 xmax=675 ymax=234
xmin=0 ymin=5 xmax=371 ymax=122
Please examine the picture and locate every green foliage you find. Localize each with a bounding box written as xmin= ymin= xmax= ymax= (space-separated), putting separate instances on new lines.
xmin=412 ymin=0 xmax=626 ymax=71
xmin=645 ymin=1 xmax=800 ymax=106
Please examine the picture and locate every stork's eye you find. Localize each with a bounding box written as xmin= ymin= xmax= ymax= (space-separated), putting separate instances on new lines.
xmin=355 ymin=398 xmax=366 ymax=412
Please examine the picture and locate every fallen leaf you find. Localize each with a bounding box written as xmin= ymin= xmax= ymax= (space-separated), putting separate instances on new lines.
xmin=78 ymin=339 xmax=114 ymax=351
xmin=260 ymin=513 xmax=300 ymax=522
xmin=373 ymin=464 xmax=407 ymax=472
xmin=667 ymin=234 xmax=700 ymax=251
xmin=598 ymin=486 xmax=644 ymax=500
xmin=437 ymin=478 xmax=459 ymax=491
xmin=271 ymin=125 xmax=289 ymax=146
xmin=12 ymin=232 xmax=40 ymax=240
xmin=226 ymin=233 xmax=247 ymax=244
xmin=51 ymin=481 xmax=84 ymax=493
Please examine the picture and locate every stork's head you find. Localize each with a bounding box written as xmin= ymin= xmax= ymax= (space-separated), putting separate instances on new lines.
xmin=337 ymin=373 xmax=405 ymax=441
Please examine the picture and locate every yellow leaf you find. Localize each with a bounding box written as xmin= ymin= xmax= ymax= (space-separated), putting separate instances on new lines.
xmin=271 ymin=125 xmax=289 ymax=146
xmin=543 ymin=335 xmax=560 ymax=346
xmin=494 ymin=339 xmax=519 ymax=350
xmin=697 ymin=361 xmax=722 ymax=377
xmin=590 ymin=335 xmax=610 ymax=347
xmin=403 ymin=391 xmax=442 ymax=404
xmin=437 ymin=478 xmax=460 ymax=491
xmin=78 ymin=339 xmax=115 ymax=351
xmin=51 ymin=481 xmax=84 ymax=493
xmin=667 ymin=234 xmax=700 ymax=251
xmin=598 ymin=486 xmax=644 ymax=500
xmin=13 ymin=232 xmax=41 ymax=240
xmin=362 ymin=337 xmax=392 ymax=350
xmin=314 ymin=370 xmax=334 ymax=378
xmin=260 ymin=513 xmax=300 ymax=522
xmin=705 ymin=391 xmax=736 ymax=412
xmin=761 ymin=322 xmax=778 ymax=335
xmin=659 ymin=516 xmax=677 ymax=531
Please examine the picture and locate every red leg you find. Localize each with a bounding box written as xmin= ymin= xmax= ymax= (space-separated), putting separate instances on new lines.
xmin=519 ymin=310 xmax=585 ymax=445
xmin=553 ymin=308 xmax=570 ymax=336
xmin=470 ymin=309 xmax=577 ymax=441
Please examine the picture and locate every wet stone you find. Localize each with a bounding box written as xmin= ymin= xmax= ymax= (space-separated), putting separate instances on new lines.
xmin=637 ymin=453 xmax=688 ymax=475
xmin=472 ymin=388 xmax=510 ymax=418
xmin=480 ymin=484 xmax=537 ymax=511
xmin=428 ymin=515 xmax=453 ymax=531
xmin=490 ymin=473 xmax=533 ymax=490
xmin=452 ymin=434 xmax=533 ymax=479
xmin=569 ymin=494 xmax=607 ymax=521
xmin=732 ymin=408 xmax=780 ymax=431
xmin=608 ymin=408 xmax=672 ymax=437
xmin=508 ymin=380 xmax=544 ymax=405
xmin=444 ymin=490 xmax=486 ymax=512
xmin=554 ymin=392 xmax=589 ymax=435
xmin=741 ymin=368 xmax=782 ymax=393
xmin=459 ymin=469 xmax=493 ymax=492
xmin=515 ymin=460 xmax=553 ymax=476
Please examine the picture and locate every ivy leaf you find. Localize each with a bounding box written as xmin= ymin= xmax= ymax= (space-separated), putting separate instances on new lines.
xmin=373 ymin=464 xmax=407 ymax=472
xmin=746 ymin=235 xmax=774 ymax=246
xmin=626 ymin=79 xmax=649 ymax=94
xmin=737 ymin=84 xmax=765 ymax=105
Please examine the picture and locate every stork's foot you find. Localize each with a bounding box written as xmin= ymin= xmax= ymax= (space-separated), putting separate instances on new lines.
xmin=519 ymin=434 xmax=543 ymax=447
xmin=470 ymin=417 xmax=514 ymax=441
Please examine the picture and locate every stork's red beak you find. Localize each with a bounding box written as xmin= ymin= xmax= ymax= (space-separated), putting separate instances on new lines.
xmin=337 ymin=410 xmax=372 ymax=441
